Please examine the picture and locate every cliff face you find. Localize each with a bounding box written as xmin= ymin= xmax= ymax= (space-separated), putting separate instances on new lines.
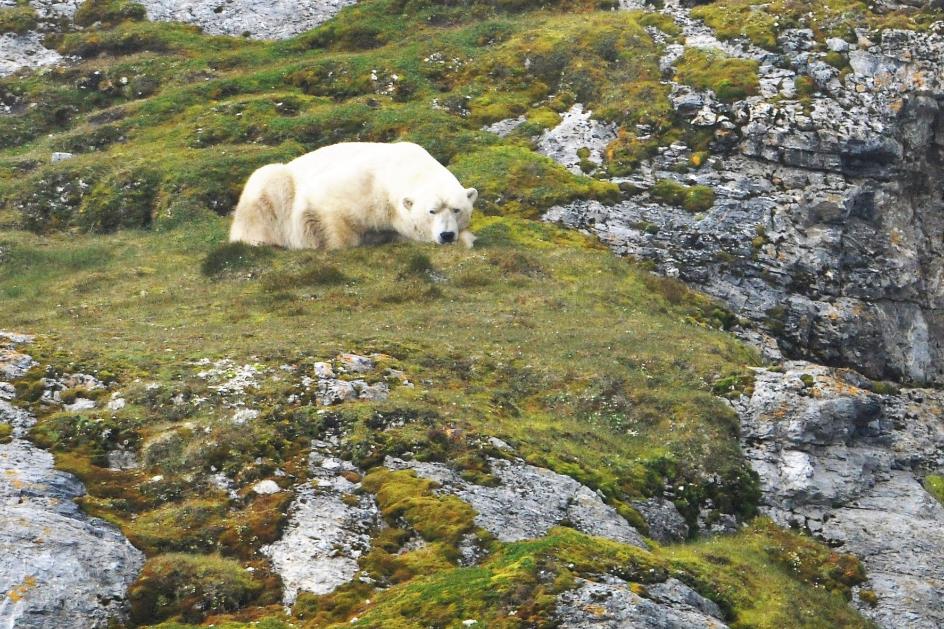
xmin=546 ymin=11 xmax=944 ymax=386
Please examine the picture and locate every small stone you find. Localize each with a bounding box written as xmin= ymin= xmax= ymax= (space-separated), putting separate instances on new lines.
xmin=488 ymin=437 xmax=512 ymax=451
xmin=337 ymin=353 xmax=373 ymax=373
xmin=826 ymin=37 xmax=850 ymax=53
xmin=314 ymin=362 xmax=335 ymax=378
xmin=51 ymin=152 xmax=74 ymax=163
xmin=232 ymin=408 xmax=260 ymax=424
xmin=64 ymin=398 xmax=96 ymax=412
xmin=253 ymin=480 xmax=282 ymax=495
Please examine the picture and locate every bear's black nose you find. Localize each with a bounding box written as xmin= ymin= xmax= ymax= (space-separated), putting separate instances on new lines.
xmin=440 ymin=231 xmax=456 ymax=243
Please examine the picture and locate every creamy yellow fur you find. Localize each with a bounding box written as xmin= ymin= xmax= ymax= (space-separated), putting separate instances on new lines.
xmin=229 ymin=142 xmax=477 ymax=250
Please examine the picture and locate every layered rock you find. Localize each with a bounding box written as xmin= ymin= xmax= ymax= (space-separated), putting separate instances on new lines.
xmin=734 ymin=362 xmax=944 ymax=627
xmin=544 ymin=3 xmax=944 ymax=386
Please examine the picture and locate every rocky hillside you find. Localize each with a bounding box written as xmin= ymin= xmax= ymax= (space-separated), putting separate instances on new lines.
xmin=1 ymin=0 xmax=942 ymax=627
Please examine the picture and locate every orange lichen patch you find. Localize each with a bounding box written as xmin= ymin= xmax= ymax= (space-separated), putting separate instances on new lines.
xmin=5 ymin=576 xmax=38 ymax=603
xmin=3 ymin=468 xmax=27 ymax=490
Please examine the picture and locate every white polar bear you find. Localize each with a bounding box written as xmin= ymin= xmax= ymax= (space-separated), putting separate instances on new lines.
xmin=229 ymin=142 xmax=478 ymax=250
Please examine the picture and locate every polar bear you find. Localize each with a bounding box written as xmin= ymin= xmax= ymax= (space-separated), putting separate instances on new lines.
xmin=229 ymin=142 xmax=478 ymax=250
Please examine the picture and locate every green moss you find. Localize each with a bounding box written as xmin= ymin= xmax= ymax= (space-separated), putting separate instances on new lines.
xmin=666 ymin=519 xmax=871 ymax=628
xmin=363 ymin=468 xmax=476 ymax=545
xmin=674 ymin=47 xmax=759 ymax=102
xmin=147 ymin=620 xmax=294 ymax=629
xmin=650 ymin=179 xmax=716 ymax=212
xmin=868 ymin=380 xmax=900 ymax=396
xmin=794 ymin=75 xmax=816 ymax=99
xmin=692 ymin=0 xmax=943 ymax=50
xmin=126 ymin=498 xmax=230 ymax=554
xmin=924 ymin=475 xmax=944 ymax=506
xmin=858 ymin=589 xmax=879 ymax=608
xmin=77 ymin=166 xmax=159 ymax=233
xmin=342 ymin=528 xmax=664 ymax=627
xmin=823 ymin=51 xmax=848 ymax=70
xmin=128 ymin=553 xmax=265 ymax=624
xmin=0 ymin=423 xmax=12 ymax=444
xmin=74 ymin=0 xmax=147 ymax=27
xmin=201 ymin=242 xmax=275 ymax=278
xmin=691 ymin=1 xmax=778 ymax=50
xmin=0 ymin=2 xmax=38 ymax=35
xmin=712 ymin=371 xmax=755 ymax=399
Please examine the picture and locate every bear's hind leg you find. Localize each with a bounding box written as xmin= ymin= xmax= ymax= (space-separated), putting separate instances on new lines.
xmin=230 ymin=164 xmax=294 ymax=246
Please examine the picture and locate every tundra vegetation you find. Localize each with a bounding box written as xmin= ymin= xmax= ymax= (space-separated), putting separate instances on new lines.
xmin=3 ymin=0 xmax=934 ymax=625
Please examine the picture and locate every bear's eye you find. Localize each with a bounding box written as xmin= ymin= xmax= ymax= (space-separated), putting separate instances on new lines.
xmin=429 ymin=209 xmax=436 ymax=215
xmin=452 ymin=208 xmax=460 ymax=214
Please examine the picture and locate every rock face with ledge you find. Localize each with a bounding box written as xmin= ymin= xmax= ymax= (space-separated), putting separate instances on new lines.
xmin=544 ymin=1 xmax=944 ymax=386
xmin=0 ymin=333 xmax=144 ymax=629
xmin=734 ymin=362 xmax=944 ymax=628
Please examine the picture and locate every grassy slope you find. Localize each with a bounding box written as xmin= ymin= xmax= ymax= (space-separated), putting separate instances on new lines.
xmin=0 ymin=0 xmax=920 ymax=625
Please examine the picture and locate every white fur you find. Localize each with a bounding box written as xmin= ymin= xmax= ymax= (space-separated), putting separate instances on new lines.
xmin=229 ymin=142 xmax=478 ymax=250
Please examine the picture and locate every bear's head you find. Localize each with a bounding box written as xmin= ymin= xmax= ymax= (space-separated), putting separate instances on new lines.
xmin=401 ymin=187 xmax=477 ymax=246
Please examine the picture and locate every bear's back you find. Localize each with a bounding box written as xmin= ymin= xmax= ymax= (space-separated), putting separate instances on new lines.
xmin=288 ymin=142 xmax=459 ymax=196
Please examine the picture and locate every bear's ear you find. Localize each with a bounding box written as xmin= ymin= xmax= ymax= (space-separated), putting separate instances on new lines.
xmin=465 ymin=188 xmax=478 ymax=204
xmin=401 ymin=197 xmax=414 ymax=210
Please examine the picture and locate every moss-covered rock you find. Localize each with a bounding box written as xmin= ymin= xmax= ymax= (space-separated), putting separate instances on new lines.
xmin=650 ymin=179 xmax=716 ymax=212
xmin=74 ymin=0 xmax=147 ymax=27
xmin=674 ymin=47 xmax=759 ymax=102
xmin=0 ymin=2 xmax=38 ymax=35
xmin=128 ymin=553 xmax=265 ymax=624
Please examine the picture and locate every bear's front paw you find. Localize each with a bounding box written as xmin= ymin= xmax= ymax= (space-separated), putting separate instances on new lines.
xmin=459 ymin=230 xmax=477 ymax=249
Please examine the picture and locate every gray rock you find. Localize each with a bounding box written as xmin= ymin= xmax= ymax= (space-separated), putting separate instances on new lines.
xmin=136 ymin=0 xmax=357 ymax=40
xmin=317 ymin=378 xmax=357 ymax=405
xmin=734 ymin=362 xmax=944 ymax=628
xmin=482 ymin=115 xmax=527 ymax=138
xmin=555 ymin=576 xmax=728 ymax=628
xmin=0 ymin=334 xmax=143 ymax=628
xmin=262 ymin=448 xmax=379 ymax=605
xmin=537 ymin=104 xmax=617 ymax=174
xmin=337 ymin=353 xmax=374 ymax=373
xmin=0 ymin=32 xmax=62 ymax=78
xmin=386 ymin=456 xmax=646 ymax=547
xmin=50 ymin=152 xmax=73 ymax=163
xmin=631 ymin=498 xmax=689 ymax=543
